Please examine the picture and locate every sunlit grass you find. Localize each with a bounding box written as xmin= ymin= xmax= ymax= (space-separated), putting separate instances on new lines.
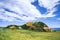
xmin=0 ymin=28 xmax=60 ymax=40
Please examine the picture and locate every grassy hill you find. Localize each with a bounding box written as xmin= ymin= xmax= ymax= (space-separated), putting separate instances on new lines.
xmin=0 ymin=28 xmax=60 ymax=40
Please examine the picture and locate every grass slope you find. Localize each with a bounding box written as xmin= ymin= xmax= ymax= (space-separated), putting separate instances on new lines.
xmin=0 ymin=28 xmax=60 ymax=40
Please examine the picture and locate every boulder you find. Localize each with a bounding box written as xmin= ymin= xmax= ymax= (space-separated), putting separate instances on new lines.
xmin=43 ymin=27 xmax=51 ymax=32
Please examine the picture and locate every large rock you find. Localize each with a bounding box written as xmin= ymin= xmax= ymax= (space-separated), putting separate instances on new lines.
xmin=26 ymin=22 xmax=35 ymax=30
xmin=25 ymin=22 xmax=52 ymax=32
xmin=43 ymin=27 xmax=51 ymax=32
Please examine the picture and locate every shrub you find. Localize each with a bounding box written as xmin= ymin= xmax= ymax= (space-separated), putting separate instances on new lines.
xmin=6 ymin=25 xmax=19 ymax=29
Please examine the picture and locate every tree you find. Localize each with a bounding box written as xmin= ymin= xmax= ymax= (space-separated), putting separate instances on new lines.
xmin=33 ymin=22 xmax=47 ymax=28
xmin=21 ymin=24 xmax=29 ymax=30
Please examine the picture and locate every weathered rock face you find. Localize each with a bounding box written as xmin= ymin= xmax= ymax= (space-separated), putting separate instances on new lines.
xmin=26 ymin=22 xmax=34 ymax=26
xmin=26 ymin=22 xmax=35 ymax=30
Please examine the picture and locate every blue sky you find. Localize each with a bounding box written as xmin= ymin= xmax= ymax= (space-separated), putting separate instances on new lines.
xmin=0 ymin=0 xmax=60 ymax=28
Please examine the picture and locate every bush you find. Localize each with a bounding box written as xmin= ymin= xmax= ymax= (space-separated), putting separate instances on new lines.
xmin=6 ymin=25 xmax=19 ymax=29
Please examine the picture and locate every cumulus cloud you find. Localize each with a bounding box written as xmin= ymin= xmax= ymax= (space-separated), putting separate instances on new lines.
xmin=0 ymin=0 xmax=59 ymax=22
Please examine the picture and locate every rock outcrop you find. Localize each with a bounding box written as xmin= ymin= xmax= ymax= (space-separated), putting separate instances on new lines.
xmin=22 ymin=22 xmax=52 ymax=32
xmin=6 ymin=22 xmax=52 ymax=32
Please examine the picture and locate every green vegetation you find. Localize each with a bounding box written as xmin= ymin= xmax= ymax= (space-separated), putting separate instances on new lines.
xmin=0 ymin=28 xmax=60 ymax=40
xmin=21 ymin=24 xmax=29 ymax=30
xmin=33 ymin=22 xmax=48 ymax=28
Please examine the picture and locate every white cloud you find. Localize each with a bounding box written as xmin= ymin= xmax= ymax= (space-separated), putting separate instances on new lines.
xmin=38 ymin=0 xmax=59 ymax=18
xmin=38 ymin=0 xmax=59 ymax=10
xmin=57 ymin=18 xmax=60 ymax=20
xmin=0 ymin=0 xmax=41 ymax=22
xmin=42 ymin=8 xmax=57 ymax=18
xmin=0 ymin=0 xmax=59 ymax=22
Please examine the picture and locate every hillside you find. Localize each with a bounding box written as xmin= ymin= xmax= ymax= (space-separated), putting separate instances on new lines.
xmin=0 ymin=28 xmax=60 ymax=40
xmin=6 ymin=22 xmax=52 ymax=32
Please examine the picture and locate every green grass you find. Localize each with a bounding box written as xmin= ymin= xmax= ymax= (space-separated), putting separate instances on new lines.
xmin=0 ymin=28 xmax=60 ymax=40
